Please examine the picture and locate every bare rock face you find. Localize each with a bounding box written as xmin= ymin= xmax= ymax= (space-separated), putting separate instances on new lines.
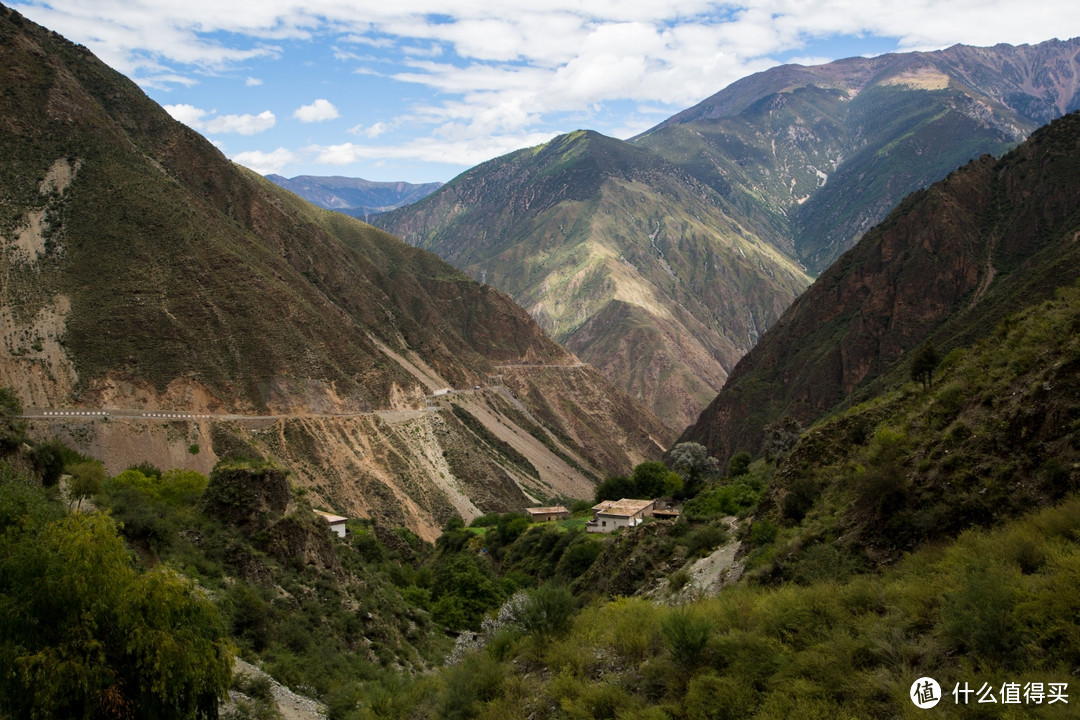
xmin=202 ymin=463 xmax=291 ymax=530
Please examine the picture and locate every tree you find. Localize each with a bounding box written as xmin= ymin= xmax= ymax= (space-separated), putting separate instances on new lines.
xmin=668 ymin=442 xmax=720 ymax=498
xmin=430 ymin=554 xmax=503 ymax=630
xmin=0 ymin=509 xmax=233 ymax=719
xmin=630 ymin=461 xmax=670 ymax=498
xmin=911 ymin=342 xmax=941 ymax=390
xmin=29 ymin=438 xmax=67 ymax=487
xmin=595 ymin=475 xmax=633 ymax=502
xmin=0 ymin=387 xmax=26 ymax=451
xmin=66 ymin=460 xmax=107 ymax=510
xmin=727 ymin=451 xmax=753 ymax=478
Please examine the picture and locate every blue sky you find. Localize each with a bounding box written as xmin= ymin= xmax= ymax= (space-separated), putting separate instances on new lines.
xmin=11 ymin=1 xmax=1080 ymax=183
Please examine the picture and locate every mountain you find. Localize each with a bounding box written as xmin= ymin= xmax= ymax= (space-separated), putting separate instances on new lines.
xmin=376 ymin=39 xmax=1080 ymax=432
xmin=636 ymin=38 xmax=1080 ymax=273
xmin=265 ymin=174 xmax=442 ymax=218
xmin=680 ymin=109 xmax=1080 ymax=467
xmin=376 ymin=130 xmax=811 ymax=431
xmin=0 ymin=5 xmax=673 ymax=540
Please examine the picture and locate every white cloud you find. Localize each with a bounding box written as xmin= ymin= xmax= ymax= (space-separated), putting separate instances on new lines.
xmin=231 ymin=147 xmax=297 ymax=175
xmin=293 ymin=98 xmax=340 ymax=122
xmin=205 ymin=110 xmax=277 ymax=135
xmin=349 ymin=122 xmax=390 ymax=138
xmin=163 ymin=104 xmax=276 ymax=135
xmin=306 ymin=132 xmax=558 ymax=167
xmin=16 ymin=0 xmax=1080 ymax=178
xmin=163 ymin=103 xmax=207 ymax=126
xmin=245 ymin=76 xmax=263 ymax=86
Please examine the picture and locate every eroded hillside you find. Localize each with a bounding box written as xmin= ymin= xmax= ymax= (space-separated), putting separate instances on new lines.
xmin=0 ymin=5 xmax=672 ymax=534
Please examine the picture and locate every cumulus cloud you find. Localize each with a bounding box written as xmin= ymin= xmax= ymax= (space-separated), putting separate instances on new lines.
xmin=163 ymin=104 xmax=276 ymax=135
xmin=231 ymin=147 xmax=297 ymax=175
xmin=293 ymin=98 xmax=340 ymax=122
xmin=349 ymin=122 xmax=390 ymax=138
xmin=306 ymin=132 xmax=558 ymax=167
xmin=18 ymin=0 xmax=1080 ymax=176
xmin=205 ymin=110 xmax=276 ymax=135
xmin=163 ymin=103 xmax=207 ymax=126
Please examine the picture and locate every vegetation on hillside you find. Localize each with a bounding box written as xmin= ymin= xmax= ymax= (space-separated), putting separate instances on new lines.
xmin=0 ymin=462 xmax=233 ymax=720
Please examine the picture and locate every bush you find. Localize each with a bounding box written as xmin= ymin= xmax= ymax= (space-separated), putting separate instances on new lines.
xmin=727 ymin=452 xmax=752 ymax=478
xmin=683 ymin=524 xmax=729 ymax=557
xmin=555 ymin=538 xmax=601 ymax=580
xmin=684 ymin=475 xmax=763 ymax=521
xmin=661 ymin=608 xmax=714 ymax=671
xmin=437 ymin=652 xmax=503 ymax=720
xmin=668 ymin=568 xmax=691 ymax=591
xmin=781 ymin=477 xmax=819 ymax=524
xmin=749 ymin=519 xmax=778 ymax=546
xmin=685 ymin=672 xmax=758 ymax=720
xmin=518 ymin=584 xmax=575 ymax=636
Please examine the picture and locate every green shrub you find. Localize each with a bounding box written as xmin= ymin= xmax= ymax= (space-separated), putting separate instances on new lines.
xmin=668 ymin=568 xmax=691 ymax=591
xmin=727 ymin=452 xmax=752 ymax=478
xmin=518 ymin=584 xmax=575 ymax=636
xmin=781 ymin=477 xmax=819 ymax=524
xmin=660 ymin=608 xmax=714 ymax=671
xmin=683 ymin=524 xmax=729 ymax=557
xmin=684 ymin=672 xmax=758 ymax=720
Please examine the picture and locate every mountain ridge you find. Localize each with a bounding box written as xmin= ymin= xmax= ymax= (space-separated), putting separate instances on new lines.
xmin=377 ymin=38 xmax=1080 ymax=433
xmin=0 ymin=4 xmax=673 ymax=539
xmin=636 ymin=36 xmax=1080 ymax=272
xmin=265 ymin=174 xmax=442 ymax=218
xmin=680 ymin=109 xmax=1080 ymax=467
xmin=376 ymin=129 xmax=811 ymax=430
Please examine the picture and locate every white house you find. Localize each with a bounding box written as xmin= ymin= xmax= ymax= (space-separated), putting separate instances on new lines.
xmin=586 ymin=498 xmax=656 ymax=533
xmin=314 ymin=509 xmax=348 ymax=538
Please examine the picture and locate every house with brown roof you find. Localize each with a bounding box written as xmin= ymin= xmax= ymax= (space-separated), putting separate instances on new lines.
xmin=525 ymin=506 xmax=571 ymax=523
xmin=586 ymin=498 xmax=655 ymax=533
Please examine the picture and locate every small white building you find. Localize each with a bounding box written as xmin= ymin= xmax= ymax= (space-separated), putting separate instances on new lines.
xmin=314 ymin=509 xmax=348 ymax=538
xmin=586 ymin=498 xmax=656 ymax=533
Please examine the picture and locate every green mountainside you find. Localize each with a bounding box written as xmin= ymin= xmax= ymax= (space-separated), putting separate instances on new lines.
xmin=377 ymin=130 xmax=811 ymax=431
xmin=377 ymin=39 xmax=1080 ymax=432
xmin=0 ymin=4 xmax=673 ymax=540
xmin=266 ymin=174 xmax=442 ymax=219
xmin=681 ymin=110 xmax=1080 ymax=468
xmin=6 ymin=7 xmax=1080 ymax=720
xmin=637 ymin=38 xmax=1080 ymax=273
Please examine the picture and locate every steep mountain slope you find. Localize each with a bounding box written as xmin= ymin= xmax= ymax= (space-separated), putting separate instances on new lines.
xmin=266 ymin=174 xmax=441 ymax=218
xmin=680 ymin=110 xmax=1080 ymax=466
xmin=375 ymin=40 xmax=1080 ymax=431
xmin=376 ymin=130 xmax=811 ymax=430
xmin=636 ymin=38 xmax=1080 ymax=273
xmin=0 ymin=5 xmax=672 ymax=539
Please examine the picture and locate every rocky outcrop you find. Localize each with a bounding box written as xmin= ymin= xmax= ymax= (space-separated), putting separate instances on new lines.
xmin=202 ymin=463 xmax=291 ymax=530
